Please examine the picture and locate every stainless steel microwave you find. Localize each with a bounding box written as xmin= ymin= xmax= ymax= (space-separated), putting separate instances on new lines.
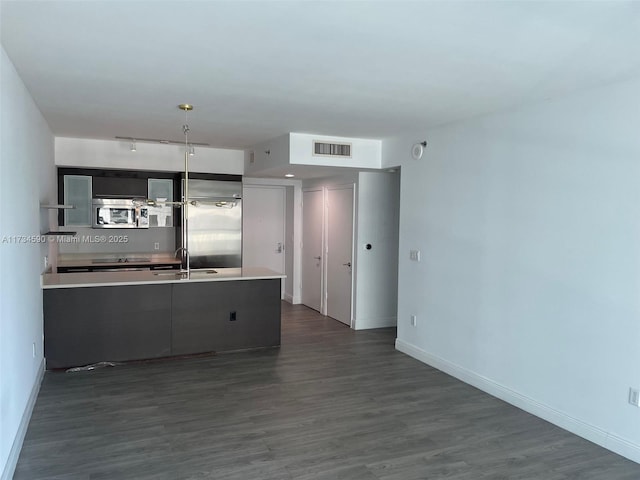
xmin=92 ymin=198 xmax=149 ymax=229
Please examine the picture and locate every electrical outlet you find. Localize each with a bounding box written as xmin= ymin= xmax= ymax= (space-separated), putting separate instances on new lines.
xmin=229 ymin=311 xmax=237 ymax=321
xmin=629 ymin=388 xmax=640 ymax=407
xmin=410 ymin=315 xmax=417 ymax=327
xmin=154 ymin=242 xmax=160 ymax=250
xmin=409 ymin=249 xmax=421 ymax=262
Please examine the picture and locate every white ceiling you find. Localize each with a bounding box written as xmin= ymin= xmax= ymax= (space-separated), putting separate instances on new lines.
xmin=2 ymin=1 xmax=640 ymax=150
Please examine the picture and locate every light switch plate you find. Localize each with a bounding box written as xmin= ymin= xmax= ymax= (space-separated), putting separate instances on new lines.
xmin=410 ymin=249 xmax=421 ymax=262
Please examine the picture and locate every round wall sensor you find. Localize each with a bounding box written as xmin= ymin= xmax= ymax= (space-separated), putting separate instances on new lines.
xmin=411 ymin=141 xmax=427 ymax=160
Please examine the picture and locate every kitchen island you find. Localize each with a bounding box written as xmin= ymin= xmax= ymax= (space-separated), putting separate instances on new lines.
xmin=42 ymin=267 xmax=285 ymax=369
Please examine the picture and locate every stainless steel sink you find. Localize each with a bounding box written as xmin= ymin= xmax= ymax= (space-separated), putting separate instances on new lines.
xmin=153 ymin=269 xmax=217 ymax=276
xmin=92 ymin=258 xmax=151 ymax=264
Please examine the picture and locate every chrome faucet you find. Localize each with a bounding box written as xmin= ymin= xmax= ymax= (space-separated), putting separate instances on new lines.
xmin=174 ymin=246 xmax=190 ymax=274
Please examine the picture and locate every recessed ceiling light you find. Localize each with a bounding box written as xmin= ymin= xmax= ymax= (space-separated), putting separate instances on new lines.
xmin=285 ymin=173 xmax=295 ymax=178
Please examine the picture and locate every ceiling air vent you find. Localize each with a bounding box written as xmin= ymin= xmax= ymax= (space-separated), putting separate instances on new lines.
xmin=313 ymin=141 xmax=352 ymax=158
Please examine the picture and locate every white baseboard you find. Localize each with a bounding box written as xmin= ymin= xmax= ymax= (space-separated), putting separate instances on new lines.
xmin=354 ymin=315 xmax=397 ymax=330
xmin=395 ymin=339 xmax=640 ymax=465
xmin=1 ymin=358 xmax=45 ymax=480
xmin=283 ymin=293 xmax=301 ymax=305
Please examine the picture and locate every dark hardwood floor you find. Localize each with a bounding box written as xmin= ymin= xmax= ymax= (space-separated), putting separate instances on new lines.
xmin=14 ymin=302 xmax=640 ymax=479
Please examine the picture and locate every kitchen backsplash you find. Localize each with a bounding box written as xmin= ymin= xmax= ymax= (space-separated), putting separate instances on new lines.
xmin=57 ymin=227 xmax=176 ymax=254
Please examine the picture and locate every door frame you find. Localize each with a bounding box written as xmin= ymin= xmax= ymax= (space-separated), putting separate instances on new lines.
xmin=325 ymin=183 xmax=356 ymax=326
xmin=302 ymin=187 xmax=325 ymax=313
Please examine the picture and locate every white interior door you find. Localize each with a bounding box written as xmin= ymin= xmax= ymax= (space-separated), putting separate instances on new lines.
xmin=242 ymin=186 xmax=286 ymax=295
xmin=326 ymin=185 xmax=354 ymax=326
xmin=301 ymin=188 xmax=323 ymax=312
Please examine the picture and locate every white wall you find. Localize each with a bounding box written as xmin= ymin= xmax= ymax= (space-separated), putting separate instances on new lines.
xmin=245 ymin=133 xmax=382 ymax=177
xmin=0 ymin=47 xmax=55 ymax=480
xmin=290 ymin=133 xmax=381 ymax=168
xmin=385 ymin=77 xmax=640 ymax=463
xmin=353 ymin=171 xmax=400 ymax=330
xmin=244 ymin=134 xmax=290 ymax=176
xmin=56 ymin=137 xmax=244 ymax=174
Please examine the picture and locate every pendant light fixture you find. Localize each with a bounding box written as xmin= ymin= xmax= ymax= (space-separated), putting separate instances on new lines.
xmin=178 ymin=103 xmax=193 ymax=275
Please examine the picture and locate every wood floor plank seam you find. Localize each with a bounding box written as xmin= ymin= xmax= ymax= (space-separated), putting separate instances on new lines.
xmin=13 ymin=302 xmax=640 ymax=479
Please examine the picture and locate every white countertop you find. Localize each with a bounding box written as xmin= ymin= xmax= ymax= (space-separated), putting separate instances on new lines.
xmin=42 ymin=267 xmax=285 ymax=289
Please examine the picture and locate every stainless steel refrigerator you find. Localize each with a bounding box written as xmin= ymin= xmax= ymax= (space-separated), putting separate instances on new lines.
xmin=179 ymin=178 xmax=242 ymax=268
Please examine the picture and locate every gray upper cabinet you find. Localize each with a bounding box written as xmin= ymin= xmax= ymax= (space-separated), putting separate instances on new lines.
xmin=63 ymin=175 xmax=92 ymax=226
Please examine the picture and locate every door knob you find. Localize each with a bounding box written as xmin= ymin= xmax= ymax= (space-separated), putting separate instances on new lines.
xmin=342 ymin=262 xmax=352 ymax=267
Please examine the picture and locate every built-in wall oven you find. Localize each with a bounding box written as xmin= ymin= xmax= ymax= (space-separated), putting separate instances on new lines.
xmin=92 ymin=198 xmax=149 ymax=229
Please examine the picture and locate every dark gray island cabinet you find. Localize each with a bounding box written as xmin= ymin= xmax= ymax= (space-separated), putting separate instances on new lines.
xmin=42 ymin=268 xmax=283 ymax=369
